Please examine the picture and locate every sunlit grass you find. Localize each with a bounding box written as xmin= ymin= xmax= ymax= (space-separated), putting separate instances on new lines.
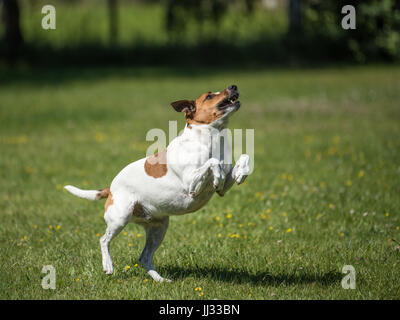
xmin=0 ymin=65 xmax=399 ymax=299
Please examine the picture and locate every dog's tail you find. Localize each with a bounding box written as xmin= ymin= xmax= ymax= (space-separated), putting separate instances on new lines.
xmin=64 ymin=185 xmax=110 ymax=201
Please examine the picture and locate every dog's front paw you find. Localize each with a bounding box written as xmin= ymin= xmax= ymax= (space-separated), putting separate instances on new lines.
xmin=233 ymin=154 xmax=250 ymax=185
xmin=213 ymin=170 xmax=225 ymax=192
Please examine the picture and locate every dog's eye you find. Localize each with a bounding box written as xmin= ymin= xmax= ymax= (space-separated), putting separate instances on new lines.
xmin=205 ymin=94 xmax=214 ymax=100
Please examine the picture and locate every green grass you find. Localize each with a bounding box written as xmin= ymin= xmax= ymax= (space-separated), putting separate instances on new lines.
xmin=0 ymin=65 xmax=400 ymax=299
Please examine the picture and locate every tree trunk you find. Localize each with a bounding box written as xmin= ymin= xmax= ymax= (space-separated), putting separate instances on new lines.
xmin=288 ymin=0 xmax=302 ymax=34
xmin=1 ymin=0 xmax=24 ymax=64
xmin=107 ymin=0 xmax=118 ymax=45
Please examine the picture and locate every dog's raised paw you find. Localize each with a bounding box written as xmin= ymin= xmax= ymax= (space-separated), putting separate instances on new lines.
xmin=233 ymin=154 xmax=250 ymax=184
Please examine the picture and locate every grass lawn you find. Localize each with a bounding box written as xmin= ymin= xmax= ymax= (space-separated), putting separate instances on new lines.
xmin=0 ymin=65 xmax=399 ymax=299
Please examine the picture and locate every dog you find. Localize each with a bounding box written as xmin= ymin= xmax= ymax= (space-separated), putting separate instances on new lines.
xmin=64 ymin=85 xmax=251 ymax=282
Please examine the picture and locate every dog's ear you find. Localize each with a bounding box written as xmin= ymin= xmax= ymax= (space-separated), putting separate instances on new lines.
xmin=171 ymin=100 xmax=195 ymax=118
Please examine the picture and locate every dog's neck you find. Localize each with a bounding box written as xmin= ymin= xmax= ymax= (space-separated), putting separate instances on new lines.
xmin=184 ymin=117 xmax=229 ymax=133
xmin=182 ymin=120 xmax=231 ymax=162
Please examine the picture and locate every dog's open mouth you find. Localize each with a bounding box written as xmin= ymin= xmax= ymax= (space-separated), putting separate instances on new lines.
xmin=218 ymin=92 xmax=240 ymax=110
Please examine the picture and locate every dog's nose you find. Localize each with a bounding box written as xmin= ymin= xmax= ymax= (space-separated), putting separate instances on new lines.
xmin=228 ymin=85 xmax=238 ymax=91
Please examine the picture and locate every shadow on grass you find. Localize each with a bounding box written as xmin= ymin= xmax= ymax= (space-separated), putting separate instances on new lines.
xmin=160 ymin=266 xmax=342 ymax=287
xmin=0 ymin=38 xmax=361 ymax=87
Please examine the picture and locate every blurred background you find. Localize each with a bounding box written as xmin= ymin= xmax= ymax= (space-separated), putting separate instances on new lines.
xmin=1 ymin=0 xmax=399 ymax=67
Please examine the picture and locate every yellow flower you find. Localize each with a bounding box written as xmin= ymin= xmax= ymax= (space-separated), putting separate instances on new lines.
xmin=226 ymin=213 xmax=232 ymax=219
xmin=281 ymin=173 xmax=287 ymax=180
xmin=269 ymin=226 xmax=274 ymax=231
xmin=199 ymin=292 xmax=204 ymax=296
xmin=39 ymin=238 xmax=44 ymax=242
xmin=346 ymin=180 xmax=352 ymax=187
xmin=339 ymin=232 xmax=344 ymax=237
xmin=287 ymin=174 xmax=293 ymax=182
xmin=123 ymin=231 xmax=128 ymax=236
xmin=25 ymin=166 xmax=34 ymax=174
xmin=143 ymin=279 xmax=148 ymax=283
xmin=254 ymin=192 xmax=262 ymax=199
xmin=95 ymin=132 xmax=106 ymax=143
xmin=248 ymin=222 xmax=256 ymax=227
xmin=96 ymin=233 xmax=101 ymax=237
xmin=266 ymin=208 xmax=272 ymax=214
xmin=329 ymin=203 xmax=335 ymax=210
xmin=260 ymin=213 xmax=267 ymax=220
xmin=229 ymin=233 xmax=240 ymax=238
xmin=282 ymin=212 xmax=287 ymax=217
xmin=316 ymin=213 xmax=322 ymax=219
xmin=129 ymin=243 xmax=133 ymax=247
xmin=134 ymin=264 xmax=138 ymax=267
xmin=215 ymin=216 xmax=221 ymax=221
xmin=76 ymin=278 xmax=80 ymax=282
xmin=48 ymin=225 xmax=53 ymax=229
xmin=4 ymin=135 xmax=27 ymax=144
xmin=358 ymin=170 xmax=365 ymax=178
xmin=385 ymin=212 xmax=389 ymax=217
xmin=217 ymin=233 xmax=222 ymax=238
xmin=137 ymin=233 xmax=142 ymax=238
xmin=332 ymin=135 xmax=340 ymax=145
xmin=56 ymin=225 xmax=61 ymax=230
xmin=286 ymin=228 xmax=292 ymax=233
xmin=33 ymin=224 xmax=38 ymax=229
xmin=396 ymin=226 xmax=399 ymax=231
xmin=125 ymin=265 xmax=131 ymax=271
xmin=194 ymin=287 xmax=202 ymax=291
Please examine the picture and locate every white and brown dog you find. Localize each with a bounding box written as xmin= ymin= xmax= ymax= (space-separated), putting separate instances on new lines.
xmin=65 ymin=85 xmax=250 ymax=282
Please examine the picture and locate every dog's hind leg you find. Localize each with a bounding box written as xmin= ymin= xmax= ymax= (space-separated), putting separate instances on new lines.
xmin=100 ymin=198 xmax=129 ymax=275
xmin=139 ymin=217 xmax=170 ymax=282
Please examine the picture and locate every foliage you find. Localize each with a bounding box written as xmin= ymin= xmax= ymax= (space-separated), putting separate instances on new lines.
xmin=303 ymin=0 xmax=400 ymax=62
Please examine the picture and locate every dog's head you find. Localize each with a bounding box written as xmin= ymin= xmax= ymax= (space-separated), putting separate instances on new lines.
xmin=171 ymin=85 xmax=240 ymax=127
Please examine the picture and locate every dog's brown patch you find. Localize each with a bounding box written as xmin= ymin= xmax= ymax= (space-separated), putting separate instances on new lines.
xmin=104 ymin=193 xmax=114 ymax=212
xmin=96 ymin=187 xmax=110 ymax=200
xmin=144 ymin=149 xmax=167 ymax=178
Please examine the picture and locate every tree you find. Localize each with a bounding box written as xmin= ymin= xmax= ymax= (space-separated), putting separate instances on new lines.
xmin=288 ymin=0 xmax=302 ymax=34
xmin=107 ymin=0 xmax=118 ymax=45
xmin=1 ymin=0 xmax=24 ymax=64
